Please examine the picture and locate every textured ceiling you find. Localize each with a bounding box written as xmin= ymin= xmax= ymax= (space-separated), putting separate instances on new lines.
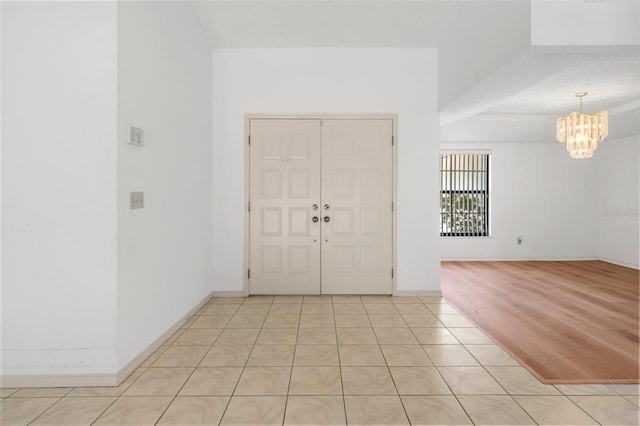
xmin=189 ymin=0 xmax=640 ymax=135
xmin=440 ymin=46 xmax=640 ymax=124
xmin=483 ymin=47 xmax=640 ymax=115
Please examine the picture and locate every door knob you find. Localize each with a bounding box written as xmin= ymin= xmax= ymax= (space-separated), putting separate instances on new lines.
xmin=324 ymin=204 xmax=330 ymax=210
xmin=324 ymin=216 xmax=330 ymax=223
xmin=312 ymin=216 xmax=319 ymax=223
xmin=312 ymin=204 xmax=318 ymax=210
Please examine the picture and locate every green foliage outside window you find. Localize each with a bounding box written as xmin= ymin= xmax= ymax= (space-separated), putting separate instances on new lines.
xmin=440 ymin=192 xmax=487 ymax=235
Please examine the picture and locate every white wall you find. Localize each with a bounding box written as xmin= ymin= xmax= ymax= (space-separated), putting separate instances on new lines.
xmin=1 ymin=0 xmax=215 ymax=380
xmin=1 ymin=2 xmax=118 ymax=376
xmin=117 ymin=1 xmax=213 ymax=367
xmin=211 ymin=48 xmax=440 ymax=292
xmin=596 ymin=135 xmax=640 ymax=269
xmin=0 ymin=0 xmax=4 ymax=373
xmin=441 ymin=142 xmax=598 ymax=261
xmin=531 ymin=0 xmax=640 ymax=46
xmin=438 ymin=2 xmax=530 ymax=110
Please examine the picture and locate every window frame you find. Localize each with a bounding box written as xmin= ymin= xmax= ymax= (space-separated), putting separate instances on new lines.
xmin=439 ymin=153 xmax=490 ymax=237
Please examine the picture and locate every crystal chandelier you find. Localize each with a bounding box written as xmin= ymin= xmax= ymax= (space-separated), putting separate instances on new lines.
xmin=556 ymin=92 xmax=608 ymax=159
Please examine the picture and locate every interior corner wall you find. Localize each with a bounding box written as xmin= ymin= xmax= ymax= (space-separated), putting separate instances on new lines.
xmin=440 ymin=142 xmax=598 ymax=261
xmin=116 ymin=1 xmax=213 ymax=367
xmin=211 ymin=48 xmax=440 ymax=293
xmin=596 ymin=135 xmax=640 ymax=269
xmin=1 ymin=2 xmax=118 ymax=377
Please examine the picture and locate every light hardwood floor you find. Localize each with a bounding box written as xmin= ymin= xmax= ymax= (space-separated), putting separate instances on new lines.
xmin=442 ymin=260 xmax=640 ymax=384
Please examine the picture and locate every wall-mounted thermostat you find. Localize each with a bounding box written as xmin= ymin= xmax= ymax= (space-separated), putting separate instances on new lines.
xmin=128 ymin=126 xmax=144 ymax=147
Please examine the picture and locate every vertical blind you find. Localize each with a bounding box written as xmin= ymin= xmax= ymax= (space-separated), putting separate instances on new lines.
xmin=440 ymin=153 xmax=489 ymax=236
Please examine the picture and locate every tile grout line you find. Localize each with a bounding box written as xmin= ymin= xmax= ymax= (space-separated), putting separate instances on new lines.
xmin=217 ymin=296 xmax=272 ymax=424
xmin=155 ymin=296 xmax=235 ymax=424
xmin=383 ymin=297 xmax=413 ymax=424
xmin=282 ymin=296 xmax=302 ymax=425
xmin=7 ymin=294 xmax=633 ymax=425
xmin=84 ymin=329 xmax=161 ymax=425
xmin=152 ymin=295 xmax=220 ymax=425
xmin=465 ymin=344 xmax=540 ymax=426
xmin=334 ymin=296 xmax=348 ymax=426
xmin=83 ymin=346 xmax=159 ymax=426
xmin=416 ymin=296 xmax=476 ymax=426
xmin=24 ymin=396 xmax=63 ymax=426
xmin=431 ymin=298 xmax=543 ymax=424
xmin=429 ymin=302 xmax=605 ymax=425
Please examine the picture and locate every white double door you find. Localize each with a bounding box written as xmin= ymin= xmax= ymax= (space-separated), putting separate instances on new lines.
xmin=249 ymin=118 xmax=393 ymax=295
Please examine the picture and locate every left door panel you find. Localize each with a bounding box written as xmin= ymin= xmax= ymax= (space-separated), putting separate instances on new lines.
xmin=249 ymin=119 xmax=322 ymax=294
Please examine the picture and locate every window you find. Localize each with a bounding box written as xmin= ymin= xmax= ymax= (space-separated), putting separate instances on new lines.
xmin=440 ymin=153 xmax=490 ymax=237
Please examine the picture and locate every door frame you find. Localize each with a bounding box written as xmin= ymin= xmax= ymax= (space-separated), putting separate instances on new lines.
xmin=243 ymin=113 xmax=399 ymax=296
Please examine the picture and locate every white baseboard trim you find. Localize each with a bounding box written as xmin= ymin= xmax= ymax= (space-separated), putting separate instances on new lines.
xmin=394 ymin=290 xmax=442 ymax=297
xmin=0 ymin=373 xmax=117 ymax=389
xmin=599 ymin=258 xmax=640 ymax=270
xmin=211 ymin=291 xmax=245 ymax=297
xmin=117 ymin=289 xmax=216 ymax=385
xmin=0 ymin=290 xmax=216 ymax=389
xmin=441 ymin=257 xmax=599 ymax=262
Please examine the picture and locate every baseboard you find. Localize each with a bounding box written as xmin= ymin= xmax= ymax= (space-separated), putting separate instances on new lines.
xmin=394 ymin=290 xmax=442 ymax=297
xmin=441 ymin=257 xmax=599 ymax=262
xmin=0 ymin=373 xmax=117 ymax=389
xmin=0 ymin=290 xmax=216 ymax=389
xmin=211 ymin=291 xmax=245 ymax=297
xmin=116 ymin=289 xmax=216 ymax=385
xmin=599 ymin=258 xmax=640 ymax=270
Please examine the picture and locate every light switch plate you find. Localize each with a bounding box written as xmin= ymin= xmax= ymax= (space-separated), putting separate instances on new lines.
xmin=130 ymin=192 xmax=144 ymax=209
xmin=128 ymin=126 xmax=144 ymax=147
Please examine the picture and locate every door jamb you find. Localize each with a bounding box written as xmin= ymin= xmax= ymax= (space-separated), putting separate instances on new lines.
xmin=244 ymin=113 xmax=399 ymax=296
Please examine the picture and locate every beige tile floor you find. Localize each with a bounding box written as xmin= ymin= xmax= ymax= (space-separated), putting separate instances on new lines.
xmin=1 ymin=295 xmax=639 ymax=425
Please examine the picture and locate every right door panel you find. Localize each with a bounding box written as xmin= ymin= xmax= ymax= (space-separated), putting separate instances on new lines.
xmin=320 ymin=119 xmax=393 ymax=294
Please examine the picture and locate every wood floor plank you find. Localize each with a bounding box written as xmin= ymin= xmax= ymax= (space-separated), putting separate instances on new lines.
xmin=442 ymin=261 xmax=639 ymax=384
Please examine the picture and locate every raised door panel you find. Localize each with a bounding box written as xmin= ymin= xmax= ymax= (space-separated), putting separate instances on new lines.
xmin=249 ymin=119 xmax=321 ymax=294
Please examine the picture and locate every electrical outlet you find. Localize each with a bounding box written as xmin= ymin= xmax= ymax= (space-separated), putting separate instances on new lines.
xmin=130 ymin=192 xmax=144 ymax=209
xmin=517 ymin=236 xmax=523 ymax=245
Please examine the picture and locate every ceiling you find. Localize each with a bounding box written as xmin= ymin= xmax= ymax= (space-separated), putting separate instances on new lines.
xmin=480 ymin=48 xmax=639 ymax=115
xmin=189 ymin=0 xmax=525 ymax=48
xmin=188 ymin=0 xmax=640 ymax=142
xmin=439 ymin=46 xmax=640 ymax=122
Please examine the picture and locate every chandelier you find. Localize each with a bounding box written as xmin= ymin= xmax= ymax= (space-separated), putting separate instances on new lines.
xmin=556 ymin=92 xmax=608 ymax=159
